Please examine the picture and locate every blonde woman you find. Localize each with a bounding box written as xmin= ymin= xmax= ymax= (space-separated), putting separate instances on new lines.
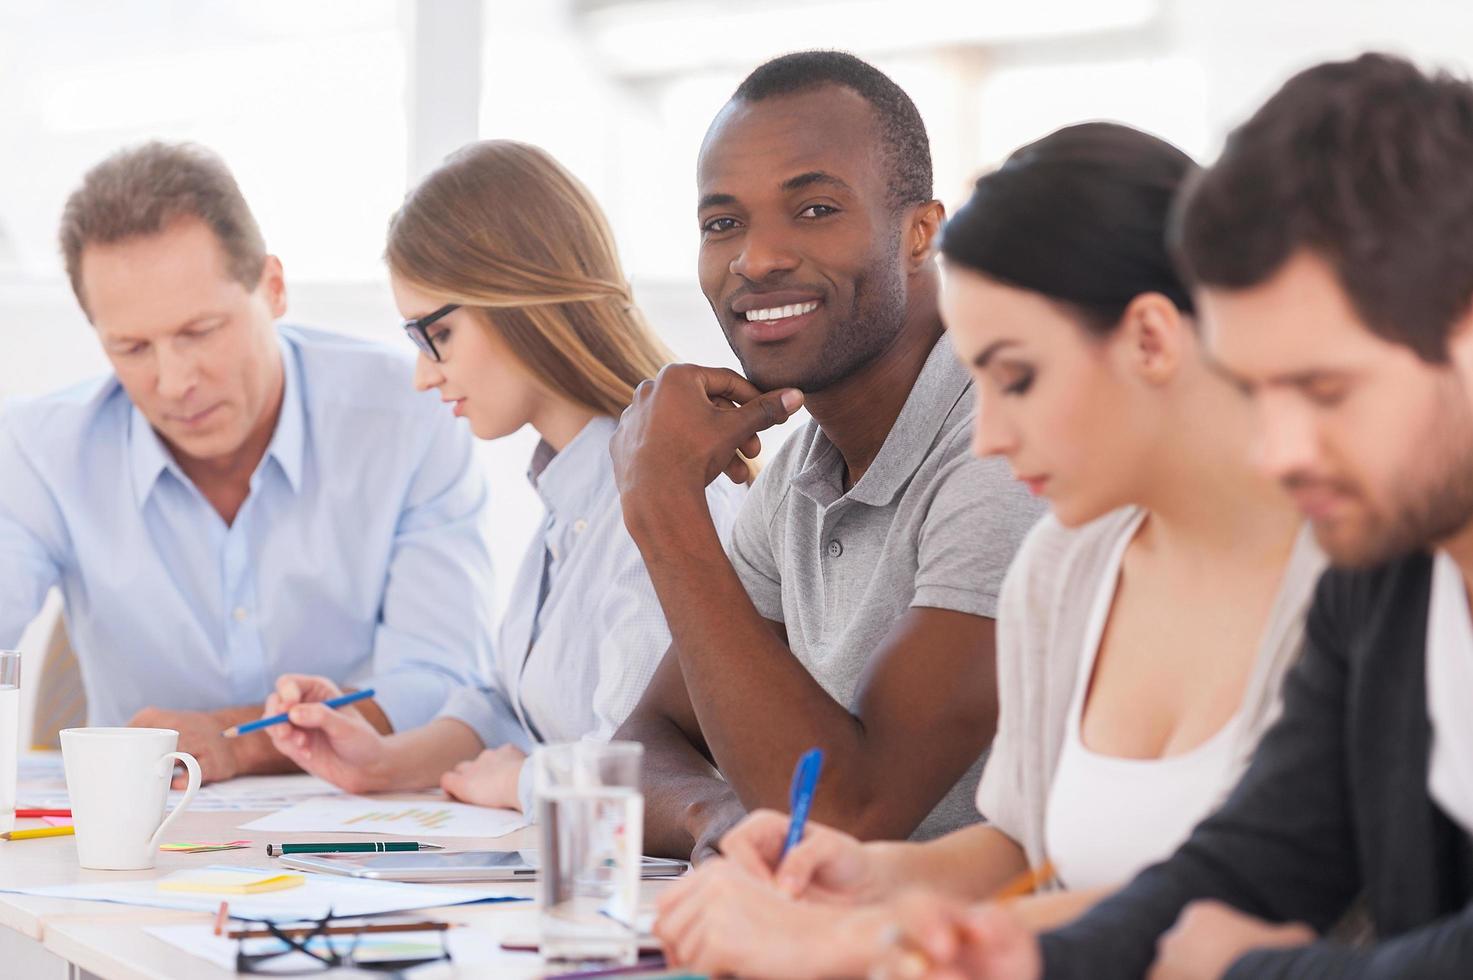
xmin=263 ymin=141 xmax=744 ymax=814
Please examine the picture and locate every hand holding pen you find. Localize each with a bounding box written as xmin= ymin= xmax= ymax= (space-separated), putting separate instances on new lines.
xmin=227 ymin=685 xmax=375 ymax=738
xmin=653 ymin=748 xmax=861 ymax=978
xmin=780 ymin=747 xmax=824 ymax=858
xmin=713 ymin=781 xmax=887 ymax=903
xmin=255 ymin=675 xmax=394 ymax=792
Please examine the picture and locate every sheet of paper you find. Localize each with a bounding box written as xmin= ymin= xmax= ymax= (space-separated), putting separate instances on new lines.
xmin=23 ymin=768 xmax=346 ymax=812
xmin=3 ymin=865 xmax=525 ymax=920
xmin=17 ymin=751 xmax=64 ymax=779
xmin=178 ymin=773 xmax=347 ymax=811
xmin=146 ymin=921 xmax=540 ymax=976
xmin=239 ymin=797 xmax=527 ymax=838
xmin=15 ymin=751 xmax=67 ymax=804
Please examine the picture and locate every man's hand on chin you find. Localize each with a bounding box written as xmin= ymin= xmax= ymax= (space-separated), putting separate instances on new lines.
xmin=611 ymin=364 xmax=803 ymax=513
xmin=128 ymin=707 xmax=239 ymax=786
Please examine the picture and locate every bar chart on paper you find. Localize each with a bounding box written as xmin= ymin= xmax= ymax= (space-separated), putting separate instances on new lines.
xmin=240 ymin=797 xmax=527 ymax=838
xmin=344 ymin=805 xmax=457 ymax=831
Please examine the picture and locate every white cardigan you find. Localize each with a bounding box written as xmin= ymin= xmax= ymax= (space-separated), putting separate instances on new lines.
xmin=974 ymin=507 xmax=1328 ymax=883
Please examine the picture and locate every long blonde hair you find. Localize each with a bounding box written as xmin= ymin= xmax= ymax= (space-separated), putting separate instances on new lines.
xmin=386 ymin=141 xmax=672 ymax=416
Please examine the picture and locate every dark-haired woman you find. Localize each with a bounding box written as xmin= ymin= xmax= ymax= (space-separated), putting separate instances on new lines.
xmin=647 ymin=122 xmax=1327 ymax=979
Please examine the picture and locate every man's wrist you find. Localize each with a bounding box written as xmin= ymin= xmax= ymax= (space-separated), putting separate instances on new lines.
xmin=621 ymin=486 xmax=716 ymax=554
xmin=213 ymin=724 xmax=252 ymax=776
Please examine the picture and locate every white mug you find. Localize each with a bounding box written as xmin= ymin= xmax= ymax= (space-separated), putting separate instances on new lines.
xmin=59 ymin=727 xmax=201 ymax=870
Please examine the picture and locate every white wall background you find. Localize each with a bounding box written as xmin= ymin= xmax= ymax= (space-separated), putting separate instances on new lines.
xmin=2 ymin=0 xmax=1471 ymax=705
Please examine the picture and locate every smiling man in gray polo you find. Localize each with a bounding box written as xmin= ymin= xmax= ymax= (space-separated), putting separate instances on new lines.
xmin=608 ymin=51 xmax=1044 ymax=860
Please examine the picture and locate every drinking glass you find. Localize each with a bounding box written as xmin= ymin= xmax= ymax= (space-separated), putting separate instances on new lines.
xmin=0 ymin=651 xmax=19 ymax=835
xmin=533 ymin=741 xmax=643 ymax=967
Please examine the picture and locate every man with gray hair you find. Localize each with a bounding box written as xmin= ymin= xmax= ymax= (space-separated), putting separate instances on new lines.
xmin=0 ymin=142 xmax=495 ymax=781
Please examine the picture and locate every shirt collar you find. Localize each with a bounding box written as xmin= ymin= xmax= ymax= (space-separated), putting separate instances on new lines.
xmin=127 ymin=331 xmax=305 ymax=508
xmin=266 ymin=333 xmax=306 ymax=493
xmin=527 ymin=415 xmax=617 ymax=522
xmin=792 ymin=332 xmax=971 ymax=509
xmin=127 ymin=401 xmax=176 ymax=508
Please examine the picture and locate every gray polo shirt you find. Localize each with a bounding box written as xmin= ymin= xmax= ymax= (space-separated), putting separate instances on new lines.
xmin=729 ymin=332 xmax=1046 ymax=839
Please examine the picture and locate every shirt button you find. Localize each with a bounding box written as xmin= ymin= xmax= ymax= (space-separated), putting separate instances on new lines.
xmin=826 ymin=540 xmax=843 ymax=558
xmin=573 ymin=519 xmax=588 ymax=535
xmin=232 ymin=607 xmax=248 ymax=623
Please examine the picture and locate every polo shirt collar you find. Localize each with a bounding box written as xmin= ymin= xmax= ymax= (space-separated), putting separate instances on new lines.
xmin=791 ymin=332 xmax=971 ymax=509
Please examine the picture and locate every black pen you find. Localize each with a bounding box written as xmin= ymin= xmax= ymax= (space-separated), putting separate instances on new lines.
xmin=266 ymin=841 xmax=446 ymax=856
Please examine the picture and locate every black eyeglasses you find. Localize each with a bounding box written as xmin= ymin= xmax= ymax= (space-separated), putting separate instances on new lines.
xmin=232 ymin=911 xmax=453 ymax=975
xmin=401 ymin=304 xmax=459 ymax=362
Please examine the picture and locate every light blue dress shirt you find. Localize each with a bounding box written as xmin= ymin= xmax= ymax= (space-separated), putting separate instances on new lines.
xmin=436 ymin=415 xmax=745 ymax=812
xmin=0 ymin=324 xmax=496 ymax=730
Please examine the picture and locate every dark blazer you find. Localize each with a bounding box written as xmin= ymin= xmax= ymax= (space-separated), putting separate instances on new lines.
xmin=1040 ymin=552 xmax=1473 ymax=978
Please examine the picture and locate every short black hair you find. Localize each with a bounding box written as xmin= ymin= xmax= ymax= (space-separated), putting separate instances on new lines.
xmin=1172 ymin=52 xmax=1473 ymax=363
xmin=733 ymin=50 xmax=933 ymax=210
xmin=941 ymin=122 xmax=1196 ymax=334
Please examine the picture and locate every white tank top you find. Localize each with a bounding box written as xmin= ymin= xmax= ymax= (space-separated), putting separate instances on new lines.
xmin=1043 ymin=512 xmax=1246 ymax=891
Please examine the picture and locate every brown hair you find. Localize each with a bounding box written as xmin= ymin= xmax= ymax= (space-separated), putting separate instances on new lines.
xmin=1172 ymin=53 xmax=1473 ymax=363
xmin=59 ymin=141 xmax=266 ymax=315
xmin=386 ymin=140 xmax=672 ymax=416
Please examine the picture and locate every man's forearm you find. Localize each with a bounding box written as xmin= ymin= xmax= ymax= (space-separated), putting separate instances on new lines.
xmin=619 ymin=703 xmax=745 ymax=860
xmin=1226 ymin=912 xmax=1473 ymax=980
xmin=623 ymin=492 xmax=872 ymax=814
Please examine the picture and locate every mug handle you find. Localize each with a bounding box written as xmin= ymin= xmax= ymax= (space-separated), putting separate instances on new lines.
xmin=147 ymin=752 xmax=202 ymax=851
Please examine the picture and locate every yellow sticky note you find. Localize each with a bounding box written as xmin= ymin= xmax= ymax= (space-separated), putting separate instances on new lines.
xmin=157 ymin=870 xmax=306 ymax=895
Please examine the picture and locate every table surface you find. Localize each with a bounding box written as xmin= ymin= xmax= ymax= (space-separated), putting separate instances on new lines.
xmin=1 ymin=763 xmax=676 ymax=979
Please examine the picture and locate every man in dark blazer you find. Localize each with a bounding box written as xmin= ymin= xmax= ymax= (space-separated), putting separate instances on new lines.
xmin=879 ymin=53 xmax=1473 ymax=980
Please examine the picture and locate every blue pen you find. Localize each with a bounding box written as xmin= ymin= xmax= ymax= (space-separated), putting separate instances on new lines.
xmin=780 ymin=747 xmax=824 ymax=859
xmin=222 ymin=688 xmax=376 ymax=738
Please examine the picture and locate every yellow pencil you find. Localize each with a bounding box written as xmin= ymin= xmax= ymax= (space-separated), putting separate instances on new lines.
xmin=994 ymin=859 xmax=1057 ymax=902
xmin=2 ymin=825 xmax=75 ymax=841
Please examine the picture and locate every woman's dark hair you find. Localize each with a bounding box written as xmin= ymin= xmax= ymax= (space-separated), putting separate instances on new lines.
xmin=940 ymin=122 xmax=1197 ymax=333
